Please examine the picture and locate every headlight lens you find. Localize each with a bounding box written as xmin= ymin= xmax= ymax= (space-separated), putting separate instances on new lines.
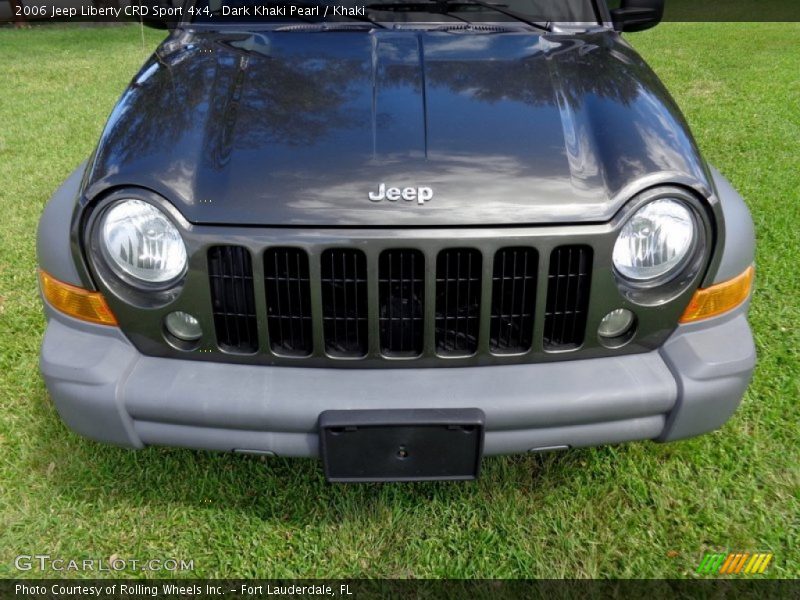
xmin=100 ymin=199 xmax=187 ymax=285
xmin=613 ymin=198 xmax=696 ymax=282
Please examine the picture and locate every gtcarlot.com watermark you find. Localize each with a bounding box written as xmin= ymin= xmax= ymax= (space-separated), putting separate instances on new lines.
xmin=14 ymin=554 xmax=194 ymax=573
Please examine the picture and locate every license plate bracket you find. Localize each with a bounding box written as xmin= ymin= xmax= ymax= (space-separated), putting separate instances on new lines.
xmin=319 ymin=409 xmax=485 ymax=483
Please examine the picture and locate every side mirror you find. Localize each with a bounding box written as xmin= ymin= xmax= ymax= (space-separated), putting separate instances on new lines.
xmin=610 ymin=0 xmax=665 ymax=32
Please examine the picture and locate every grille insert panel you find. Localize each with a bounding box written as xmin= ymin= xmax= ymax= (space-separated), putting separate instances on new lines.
xmin=321 ymin=248 xmax=369 ymax=357
xmin=490 ymin=247 xmax=537 ymax=354
xmin=264 ymin=248 xmax=313 ymax=357
xmin=208 ymin=245 xmax=258 ymax=353
xmin=544 ymin=245 xmax=593 ymax=350
xmin=435 ymin=248 xmax=482 ymax=356
xmin=200 ymin=239 xmax=598 ymax=365
xmin=379 ymin=249 xmax=425 ymax=357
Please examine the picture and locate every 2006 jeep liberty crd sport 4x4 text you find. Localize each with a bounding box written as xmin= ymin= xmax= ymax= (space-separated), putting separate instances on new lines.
xmin=37 ymin=0 xmax=756 ymax=481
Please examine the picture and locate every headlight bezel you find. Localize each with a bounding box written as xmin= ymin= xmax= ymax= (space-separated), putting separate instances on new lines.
xmin=611 ymin=186 xmax=711 ymax=305
xmin=83 ymin=189 xmax=191 ymax=308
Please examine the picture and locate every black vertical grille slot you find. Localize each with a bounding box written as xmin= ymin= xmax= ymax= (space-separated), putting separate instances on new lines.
xmin=435 ymin=249 xmax=482 ymax=356
xmin=379 ymin=249 xmax=425 ymax=357
xmin=490 ymin=247 xmax=537 ymax=354
xmin=544 ymin=245 xmax=592 ymax=350
xmin=208 ymin=245 xmax=258 ymax=353
xmin=321 ymin=249 xmax=368 ymax=357
xmin=264 ymin=248 xmax=312 ymax=357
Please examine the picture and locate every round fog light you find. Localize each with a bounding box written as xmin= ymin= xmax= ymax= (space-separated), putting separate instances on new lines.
xmin=598 ymin=308 xmax=635 ymax=339
xmin=165 ymin=311 xmax=202 ymax=342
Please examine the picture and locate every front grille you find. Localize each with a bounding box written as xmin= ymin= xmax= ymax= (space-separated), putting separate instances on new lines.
xmin=435 ymin=249 xmax=482 ymax=356
xmin=208 ymin=245 xmax=258 ymax=353
xmin=264 ymin=248 xmax=313 ymax=356
xmin=321 ymin=248 xmax=369 ymax=357
xmin=490 ymin=247 xmax=537 ymax=354
xmin=205 ymin=242 xmax=596 ymax=363
xmin=379 ymin=249 xmax=425 ymax=357
xmin=543 ymin=245 xmax=593 ymax=350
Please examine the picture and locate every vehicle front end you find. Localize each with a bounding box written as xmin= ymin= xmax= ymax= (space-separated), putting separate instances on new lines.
xmin=36 ymin=0 xmax=756 ymax=481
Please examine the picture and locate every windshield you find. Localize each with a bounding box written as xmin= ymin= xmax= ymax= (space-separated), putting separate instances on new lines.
xmin=188 ymin=0 xmax=601 ymax=26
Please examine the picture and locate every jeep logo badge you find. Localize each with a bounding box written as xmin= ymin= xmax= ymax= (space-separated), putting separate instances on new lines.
xmin=368 ymin=184 xmax=433 ymax=205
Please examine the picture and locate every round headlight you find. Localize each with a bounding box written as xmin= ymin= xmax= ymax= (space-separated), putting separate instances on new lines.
xmin=100 ymin=199 xmax=187 ymax=285
xmin=613 ymin=198 xmax=696 ymax=282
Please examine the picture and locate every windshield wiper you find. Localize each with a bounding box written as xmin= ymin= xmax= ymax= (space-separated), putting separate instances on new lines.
xmin=366 ymin=0 xmax=550 ymax=31
xmin=275 ymin=22 xmax=379 ymax=31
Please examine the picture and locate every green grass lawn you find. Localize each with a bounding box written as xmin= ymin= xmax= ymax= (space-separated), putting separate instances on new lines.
xmin=0 ymin=23 xmax=798 ymax=579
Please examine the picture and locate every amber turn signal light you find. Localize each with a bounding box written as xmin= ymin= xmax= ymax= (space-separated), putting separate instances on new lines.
xmin=38 ymin=269 xmax=117 ymax=326
xmin=680 ymin=266 xmax=754 ymax=324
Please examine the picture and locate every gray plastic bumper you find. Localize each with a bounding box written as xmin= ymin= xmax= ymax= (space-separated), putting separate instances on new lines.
xmin=39 ymin=303 xmax=755 ymax=456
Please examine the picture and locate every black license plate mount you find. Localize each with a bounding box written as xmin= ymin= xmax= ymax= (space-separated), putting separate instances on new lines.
xmin=319 ymin=409 xmax=485 ymax=483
